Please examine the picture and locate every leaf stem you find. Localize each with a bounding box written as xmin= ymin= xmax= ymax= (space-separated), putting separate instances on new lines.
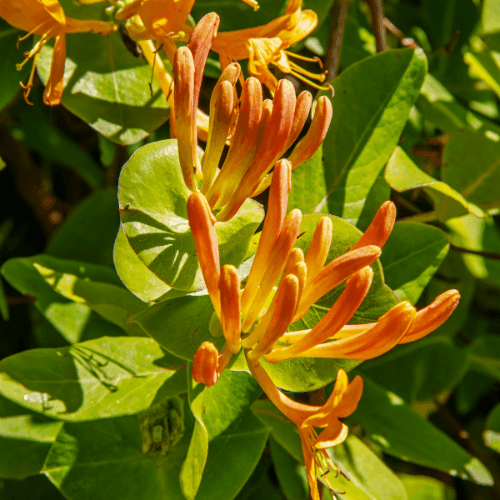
xmin=450 ymin=244 xmax=500 ymax=262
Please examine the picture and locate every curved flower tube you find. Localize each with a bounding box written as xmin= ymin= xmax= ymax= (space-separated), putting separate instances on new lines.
xmin=1 ymin=0 xmax=116 ymax=105
xmin=174 ymin=13 xmax=333 ymax=222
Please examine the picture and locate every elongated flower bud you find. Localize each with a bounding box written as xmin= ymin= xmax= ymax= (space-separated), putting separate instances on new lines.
xmin=192 ymin=341 xmax=219 ymax=387
xmin=295 ymin=245 xmax=381 ymax=321
xmin=266 ymin=267 xmax=373 ymax=363
xmin=241 ymin=159 xmax=291 ymax=314
xmin=299 ymin=301 xmax=416 ymax=360
xmin=218 ymin=79 xmax=296 ymax=221
xmin=400 ymin=290 xmax=460 ymax=344
xmin=287 ymin=96 xmax=332 ymax=169
xmin=304 ymin=217 xmax=332 ymax=286
xmin=247 ymin=274 xmax=300 ymax=362
xmin=351 ymin=201 xmax=396 ymax=251
xmin=201 ymin=80 xmax=235 ymax=192
xmin=208 ymin=77 xmax=263 ymax=208
xmin=174 ymin=47 xmax=197 ymax=191
xmin=187 ymin=192 xmax=221 ymax=314
xmin=243 ymin=208 xmax=302 ymax=331
xmin=220 ymin=265 xmax=242 ymax=354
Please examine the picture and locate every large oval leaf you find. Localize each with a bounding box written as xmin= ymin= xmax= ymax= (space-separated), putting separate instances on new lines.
xmin=118 ymin=139 xmax=264 ymax=292
xmin=319 ymin=48 xmax=427 ymax=230
xmin=0 ymin=337 xmax=187 ymax=421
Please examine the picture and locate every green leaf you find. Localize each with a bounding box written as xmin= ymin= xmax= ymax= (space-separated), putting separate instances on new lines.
xmin=423 ymin=252 xmax=476 ymax=338
xmin=287 ymin=146 xmax=327 ymax=214
xmin=484 ymin=404 xmax=500 ymax=453
xmin=0 ymin=395 xmax=63 ymax=479
xmin=32 ymin=262 xmax=146 ymax=332
xmin=195 ymin=409 xmax=268 ymax=500
xmin=1 ymin=255 xmax=125 ymax=343
xmin=46 ymin=189 xmax=119 ymax=268
xmin=320 ymin=48 xmax=427 ymax=229
xmin=346 ymin=376 xmax=493 ymax=485
xmin=465 ymin=37 xmax=500 ymax=100
xmin=114 ymin=227 xmax=172 ymax=302
xmin=269 ymin=438 xmax=308 ymax=500
xmin=442 ymin=128 xmax=500 ymax=206
xmin=118 ymin=139 xmax=263 ymax=291
xmin=43 ymin=413 xmax=190 ymax=500
xmin=456 ymin=371 xmax=494 ymax=415
xmin=234 ymin=455 xmax=283 ymax=500
xmin=417 ymin=74 xmax=484 ymax=133
xmin=36 ymin=1 xmax=170 ymax=145
xmin=446 ymin=215 xmax=500 ymax=286
xmin=467 ymin=336 xmax=500 ymax=380
xmin=0 ymin=336 xmax=187 ymax=422
xmin=358 ymin=337 xmax=468 ymax=403
xmin=379 ymin=221 xmax=449 ymax=304
xmin=385 ymin=147 xmax=484 ymax=221
xmin=0 ymin=20 xmax=31 ymax=110
xmin=181 ymin=369 xmax=263 ymax=500
xmin=6 ymin=91 xmax=103 ymax=189
xmin=0 ymin=277 xmax=8 ymax=321
xmin=327 ymin=435 xmax=408 ymax=500
xmin=399 ymin=474 xmax=455 ymax=500
xmin=0 ymin=475 xmax=65 ymax=500
xmin=133 ymin=294 xmax=225 ymax=360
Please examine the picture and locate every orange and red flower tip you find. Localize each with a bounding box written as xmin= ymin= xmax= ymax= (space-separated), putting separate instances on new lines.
xmin=192 ymin=341 xmax=219 ymax=387
xmin=220 ymin=265 xmax=242 ymax=354
xmin=351 ymin=200 xmax=397 ymax=251
xmin=294 ymin=245 xmax=382 ymax=321
xmin=187 ymin=192 xmax=221 ymax=315
xmin=401 ymin=289 xmax=460 ymax=344
xmin=2 ymin=0 xmax=116 ymax=105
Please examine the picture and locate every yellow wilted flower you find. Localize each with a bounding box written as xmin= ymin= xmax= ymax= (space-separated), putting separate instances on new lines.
xmin=1 ymin=0 xmax=116 ymax=105
xmin=175 ymin=13 xmax=332 ymax=220
xmin=183 ymin=0 xmax=328 ymax=94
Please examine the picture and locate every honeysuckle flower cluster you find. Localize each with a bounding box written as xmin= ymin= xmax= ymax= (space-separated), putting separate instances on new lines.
xmin=1 ymin=0 xmax=116 ymax=105
xmin=174 ymin=13 xmax=332 ymax=221
xmin=174 ymin=13 xmax=460 ymax=499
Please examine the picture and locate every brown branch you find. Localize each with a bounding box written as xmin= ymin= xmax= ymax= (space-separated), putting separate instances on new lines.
xmin=326 ymin=0 xmax=351 ymax=80
xmin=367 ymin=0 xmax=387 ymax=52
xmin=383 ymin=17 xmax=419 ymax=49
xmin=450 ymin=243 xmax=500 ymax=261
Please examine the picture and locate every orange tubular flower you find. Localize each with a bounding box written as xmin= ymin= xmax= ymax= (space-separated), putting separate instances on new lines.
xmin=183 ymin=0 xmax=326 ymax=95
xmin=249 ymin=362 xmax=363 ymax=499
xmin=189 ymin=157 xmax=460 ymax=495
xmin=1 ymin=0 xmax=116 ymax=105
xmin=174 ymin=14 xmax=332 ymax=226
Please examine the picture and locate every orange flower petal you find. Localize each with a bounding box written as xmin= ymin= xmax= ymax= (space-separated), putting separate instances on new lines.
xmin=266 ymin=267 xmax=373 ymax=362
xmin=247 ymin=273 xmax=300 ymax=361
xmin=241 ymin=159 xmax=291 ymax=314
xmin=400 ymin=289 xmax=460 ymax=344
xmin=294 ymin=245 xmax=381 ymax=321
xmin=287 ymin=95 xmax=332 ymax=169
xmin=351 ymin=201 xmax=396 ymax=251
xmin=192 ymin=341 xmax=219 ymax=387
xmin=299 ymin=301 xmax=416 ymax=360
xmin=304 ymin=216 xmax=332 ymax=286
xmin=220 ymin=265 xmax=242 ymax=354
xmin=186 ymin=192 xmax=221 ymax=314
xmin=43 ymin=32 xmax=65 ymax=105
